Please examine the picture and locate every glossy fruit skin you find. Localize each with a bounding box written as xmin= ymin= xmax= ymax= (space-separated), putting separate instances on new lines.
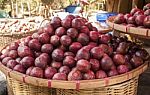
xmin=9 ymin=42 xmax=19 ymax=50
xmin=68 ymin=70 xmax=83 ymax=81
xmin=72 ymin=18 xmax=84 ymax=30
xmin=59 ymin=66 xmax=70 ymax=75
xmin=90 ymin=47 xmax=104 ymax=60
xmin=127 ymin=16 xmax=136 ymax=24
xmin=89 ymin=31 xmax=99 ymax=42
xmin=2 ymin=57 xmax=12 ymax=66
xmin=69 ymin=42 xmax=82 ymax=53
xmin=51 ymin=17 xmax=61 ymax=29
xmin=60 ymin=35 xmax=72 ymax=46
xmin=35 ymin=53 xmax=50 ymax=69
xmin=95 ymin=70 xmax=107 ymax=79
xmin=28 ymin=39 xmax=41 ymax=51
xmin=113 ymin=54 xmax=125 ymax=65
xmin=38 ymin=33 xmax=50 ymax=44
xmin=20 ymin=56 xmax=34 ymax=68
xmin=55 ymin=27 xmax=66 ymax=37
xmin=51 ymin=61 xmax=62 ymax=69
xmin=83 ymin=70 xmax=95 ymax=80
xmin=7 ymin=60 xmax=18 ymax=69
xmin=143 ymin=3 xmax=150 ymax=11
xmin=61 ymin=18 xmax=72 ymax=29
xmin=63 ymin=56 xmax=76 ymax=68
xmin=124 ymin=14 xmax=132 ymax=22
xmin=76 ymin=48 xmax=90 ymax=60
xmin=52 ymin=73 xmax=67 ymax=80
xmin=117 ymin=65 xmax=129 ymax=74
xmin=52 ymin=49 xmax=64 ymax=62
xmin=13 ymin=64 xmax=26 ymax=74
xmin=17 ymin=45 xmax=33 ymax=58
xmin=107 ymin=69 xmax=118 ymax=77
xmin=44 ymin=67 xmax=57 ymax=79
xmin=30 ymin=67 xmax=44 ymax=78
xmin=144 ymin=9 xmax=150 ymax=16
xmin=135 ymin=15 xmax=146 ymax=26
xmin=76 ymin=59 xmax=91 ymax=73
xmin=101 ymin=56 xmax=114 ymax=71
xmin=144 ymin=16 xmax=150 ymax=28
xmin=67 ymin=28 xmax=78 ymax=39
xmin=43 ymin=24 xmax=54 ymax=36
xmin=77 ymin=33 xmax=89 ymax=46
xmin=64 ymin=52 xmax=75 ymax=57
xmin=114 ymin=14 xmax=125 ymax=24
xmin=80 ymin=26 xmax=90 ymax=34
xmin=8 ymin=50 xmax=18 ymax=59
xmin=41 ymin=44 xmax=53 ymax=54
xmin=89 ymin=59 xmax=100 ymax=72
xmin=26 ymin=66 xmax=34 ymax=75
xmin=130 ymin=56 xmax=143 ymax=68
xmin=130 ymin=8 xmax=140 ymax=15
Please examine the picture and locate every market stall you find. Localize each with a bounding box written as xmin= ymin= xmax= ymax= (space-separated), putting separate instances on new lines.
xmin=0 ymin=0 xmax=149 ymax=95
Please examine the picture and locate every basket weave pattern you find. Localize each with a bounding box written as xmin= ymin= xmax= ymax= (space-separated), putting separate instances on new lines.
xmin=56 ymin=77 xmax=138 ymax=95
xmin=106 ymin=16 xmax=150 ymax=39
xmin=0 ymin=31 xmax=37 ymax=50
xmin=7 ymin=77 xmax=54 ymax=95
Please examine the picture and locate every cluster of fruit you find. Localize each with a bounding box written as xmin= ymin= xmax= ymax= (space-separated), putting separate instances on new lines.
xmin=114 ymin=3 xmax=150 ymax=28
xmin=0 ymin=15 xmax=149 ymax=81
xmin=0 ymin=19 xmax=39 ymax=33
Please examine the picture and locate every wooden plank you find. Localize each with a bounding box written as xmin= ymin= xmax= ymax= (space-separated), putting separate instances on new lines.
xmin=106 ymin=0 xmax=119 ymax=12
xmin=106 ymin=0 xmax=132 ymax=13
xmin=118 ymin=0 xmax=132 ymax=13
xmin=132 ymin=0 xmax=145 ymax=9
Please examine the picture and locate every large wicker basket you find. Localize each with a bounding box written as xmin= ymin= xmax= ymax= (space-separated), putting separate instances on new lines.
xmin=106 ymin=16 xmax=150 ymax=40
xmin=0 ymin=60 xmax=148 ymax=95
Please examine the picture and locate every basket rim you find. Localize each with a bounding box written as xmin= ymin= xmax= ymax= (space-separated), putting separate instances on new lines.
xmin=106 ymin=16 xmax=150 ymax=39
xmin=0 ymin=61 xmax=148 ymax=89
xmin=0 ymin=29 xmax=37 ymax=36
xmin=0 ymin=17 xmax=44 ymax=36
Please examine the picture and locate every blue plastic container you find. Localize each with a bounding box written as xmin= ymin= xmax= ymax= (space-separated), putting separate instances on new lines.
xmin=64 ymin=5 xmax=81 ymax=13
xmin=96 ymin=12 xmax=118 ymax=22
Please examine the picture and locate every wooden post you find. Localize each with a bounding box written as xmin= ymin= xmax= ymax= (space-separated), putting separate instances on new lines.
xmin=106 ymin=0 xmax=132 ymax=13
xmin=21 ymin=1 xmax=24 ymax=17
xmin=118 ymin=0 xmax=132 ymax=13
xmin=27 ymin=2 xmax=31 ymax=17
xmin=15 ymin=2 xmax=18 ymax=17
xmin=106 ymin=0 xmax=119 ymax=12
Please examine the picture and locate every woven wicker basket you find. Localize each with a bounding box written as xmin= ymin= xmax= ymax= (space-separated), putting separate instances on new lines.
xmin=0 ymin=60 xmax=148 ymax=95
xmin=56 ymin=76 xmax=139 ymax=95
xmin=0 ymin=30 xmax=37 ymax=50
xmin=106 ymin=16 xmax=150 ymax=40
xmin=7 ymin=77 xmax=54 ymax=95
